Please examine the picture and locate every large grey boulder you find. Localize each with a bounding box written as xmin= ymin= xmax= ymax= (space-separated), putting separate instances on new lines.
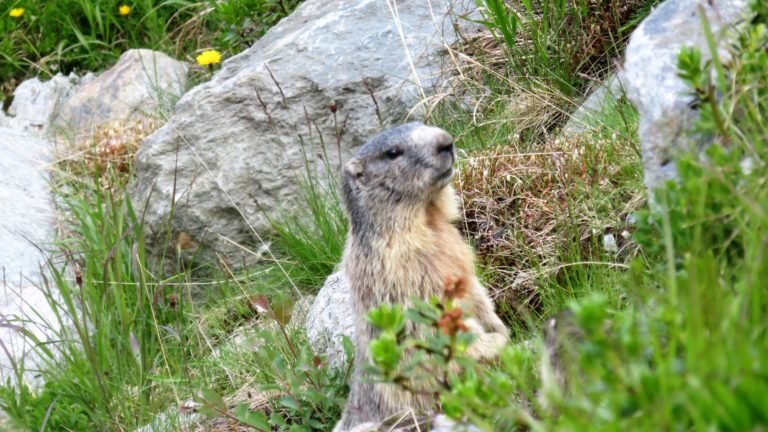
xmin=131 ymin=0 xmax=475 ymax=266
xmin=0 ymin=49 xmax=187 ymax=385
xmin=0 ymin=127 xmax=58 ymax=383
xmin=622 ymin=0 xmax=751 ymax=193
xmin=306 ymin=272 xmax=355 ymax=370
xmin=54 ymin=49 xmax=188 ymax=142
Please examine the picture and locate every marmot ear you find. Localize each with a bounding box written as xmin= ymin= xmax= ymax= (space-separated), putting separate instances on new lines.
xmin=344 ymin=158 xmax=364 ymax=180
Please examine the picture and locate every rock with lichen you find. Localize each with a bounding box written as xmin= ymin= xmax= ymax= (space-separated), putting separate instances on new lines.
xmin=305 ymin=272 xmax=355 ymax=370
xmin=130 ymin=0 xmax=478 ymax=268
xmin=5 ymin=72 xmax=91 ymax=136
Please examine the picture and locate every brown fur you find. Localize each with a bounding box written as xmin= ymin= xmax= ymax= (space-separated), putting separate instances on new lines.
xmin=334 ymin=123 xmax=509 ymax=431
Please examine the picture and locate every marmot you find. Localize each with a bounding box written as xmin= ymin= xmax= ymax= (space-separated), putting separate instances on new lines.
xmin=335 ymin=122 xmax=509 ymax=431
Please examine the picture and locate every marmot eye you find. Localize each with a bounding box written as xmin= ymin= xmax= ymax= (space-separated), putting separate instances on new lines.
xmin=384 ymin=147 xmax=403 ymax=160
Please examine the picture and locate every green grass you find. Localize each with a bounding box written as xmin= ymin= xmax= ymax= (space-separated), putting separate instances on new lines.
xmin=0 ymin=167 xmax=189 ymax=430
xmin=0 ymin=156 xmax=349 ymax=430
xmin=364 ymin=5 xmax=768 ymax=430
xmin=474 ymin=0 xmax=660 ymax=96
xmin=269 ymin=169 xmax=348 ymax=291
xmin=0 ymin=0 xmax=302 ymax=91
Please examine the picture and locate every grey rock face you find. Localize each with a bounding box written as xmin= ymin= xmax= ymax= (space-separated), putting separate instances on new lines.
xmin=0 ymin=127 xmax=58 ymax=382
xmin=622 ymin=0 xmax=751 ymax=193
xmin=562 ymin=75 xmax=626 ymax=136
xmin=54 ymin=49 xmax=188 ymax=141
xmin=305 ymin=272 xmax=355 ymax=370
xmin=131 ymin=0 xmax=474 ymax=265
xmin=6 ymin=73 xmax=89 ymax=136
xmin=0 ymin=49 xmax=186 ymax=385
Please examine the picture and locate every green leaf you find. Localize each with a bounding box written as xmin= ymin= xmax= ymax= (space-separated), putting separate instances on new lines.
xmin=195 ymin=389 xmax=226 ymax=418
xmin=369 ymin=332 xmax=402 ymax=373
xmin=270 ymin=412 xmax=288 ymax=428
xmin=233 ymin=404 xmax=269 ymax=430
xmin=367 ymin=305 xmax=405 ymax=332
xmin=341 ymin=334 xmax=355 ymax=364
xmin=279 ymin=396 xmax=300 ymax=410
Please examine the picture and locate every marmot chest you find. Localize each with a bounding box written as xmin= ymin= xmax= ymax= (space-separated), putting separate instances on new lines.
xmin=374 ymin=218 xmax=473 ymax=304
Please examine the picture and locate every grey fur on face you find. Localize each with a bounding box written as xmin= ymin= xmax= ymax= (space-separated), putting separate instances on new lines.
xmin=342 ymin=121 xmax=455 ymax=238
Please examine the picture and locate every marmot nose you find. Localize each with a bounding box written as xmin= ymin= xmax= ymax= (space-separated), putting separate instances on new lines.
xmin=410 ymin=124 xmax=454 ymax=155
xmin=437 ymin=140 xmax=454 ymax=155
xmin=433 ymin=130 xmax=454 ymax=156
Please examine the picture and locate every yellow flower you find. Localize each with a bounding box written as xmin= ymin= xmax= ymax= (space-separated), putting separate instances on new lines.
xmin=118 ymin=5 xmax=131 ymax=16
xmin=196 ymin=50 xmax=222 ymax=67
xmin=9 ymin=7 xmax=24 ymax=18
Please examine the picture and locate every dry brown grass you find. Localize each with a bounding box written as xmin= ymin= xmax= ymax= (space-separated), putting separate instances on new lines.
xmin=54 ymin=119 xmax=160 ymax=192
xmin=423 ymin=0 xmax=657 ymax=325
xmin=454 ymin=132 xmax=644 ymax=320
xmin=91 ymin=120 xmax=158 ymax=173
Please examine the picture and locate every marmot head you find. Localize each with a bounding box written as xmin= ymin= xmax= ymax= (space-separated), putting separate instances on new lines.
xmin=342 ymin=122 xmax=455 ymax=233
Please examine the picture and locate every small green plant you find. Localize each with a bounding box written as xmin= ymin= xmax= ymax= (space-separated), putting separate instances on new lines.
xmin=0 ymin=378 xmax=92 ymax=431
xmin=195 ymin=295 xmax=350 ymax=431
xmin=363 ymin=281 xmax=497 ymax=422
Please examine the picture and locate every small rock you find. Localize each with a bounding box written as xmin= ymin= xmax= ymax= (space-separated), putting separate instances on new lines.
xmin=430 ymin=415 xmax=483 ymax=432
xmin=135 ymin=404 xmax=201 ymax=432
xmin=289 ymin=294 xmax=316 ymax=329
xmin=740 ymin=157 xmax=754 ymax=176
xmin=305 ymin=272 xmax=355 ymax=370
xmin=6 ymin=73 xmax=89 ymax=136
xmin=55 ymin=49 xmax=188 ymax=142
xmin=562 ymin=74 xmax=625 ymax=136
xmin=603 ymin=233 xmax=618 ymax=254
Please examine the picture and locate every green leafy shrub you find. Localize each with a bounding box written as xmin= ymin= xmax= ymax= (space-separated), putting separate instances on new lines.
xmin=364 ymin=291 xmax=509 ymax=430
xmin=0 ymin=379 xmax=91 ymax=431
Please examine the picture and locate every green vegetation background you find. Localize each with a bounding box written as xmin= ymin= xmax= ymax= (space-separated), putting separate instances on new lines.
xmin=0 ymin=0 xmax=766 ymax=431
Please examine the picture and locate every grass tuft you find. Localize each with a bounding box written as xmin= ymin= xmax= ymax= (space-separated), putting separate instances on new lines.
xmin=451 ymin=99 xmax=643 ymax=329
